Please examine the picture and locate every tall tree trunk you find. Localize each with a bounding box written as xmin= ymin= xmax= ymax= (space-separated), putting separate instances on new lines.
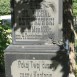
xmin=63 ymin=0 xmax=76 ymax=76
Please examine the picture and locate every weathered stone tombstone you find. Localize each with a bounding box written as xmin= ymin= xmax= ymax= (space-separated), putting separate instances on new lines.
xmin=12 ymin=0 xmax=63 ymax=45
xmin=4 ymin=0 xmax=69 ymax=77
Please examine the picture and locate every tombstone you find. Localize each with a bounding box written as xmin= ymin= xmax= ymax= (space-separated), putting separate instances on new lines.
xmin=4 ymin=0 xmax=69 ymax=77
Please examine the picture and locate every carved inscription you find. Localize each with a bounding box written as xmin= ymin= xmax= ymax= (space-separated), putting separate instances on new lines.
xmin=14 ymin=0 xmax=60 ymax=42
xmin=11 ymin=60 xmax=53 ymax=77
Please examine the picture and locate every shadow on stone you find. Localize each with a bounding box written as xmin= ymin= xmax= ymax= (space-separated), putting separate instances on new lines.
xmin=11 ymin=0 xmax=43 ymax=33
xmin=50 ymin=45 xmax=70 ymax=77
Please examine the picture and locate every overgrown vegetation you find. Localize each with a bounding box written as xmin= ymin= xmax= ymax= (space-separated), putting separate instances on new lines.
xmin=0 ymin=23 xmax=12 ymax=72
xmin=0 ymin=0 xmax=10 ymax=15
xmin=73 ymin=0 xmax=77 ymax=16
xmin=0 ymin=0 xmax=11 ymax=72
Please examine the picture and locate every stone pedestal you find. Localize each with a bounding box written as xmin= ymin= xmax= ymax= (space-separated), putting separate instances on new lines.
xmin=4 ymin=45 xmax=68 ymax=77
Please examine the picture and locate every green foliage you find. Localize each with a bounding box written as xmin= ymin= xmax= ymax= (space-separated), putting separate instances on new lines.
xmin=0 ymin=24 xmax=12 ymax=72
xmin=73 ymin=0 xmax=77 ymax=16
xmin=0 ymin=0 xmax=10 ymax=15
xmin=0 ymin=0 xmax=11 ymax=72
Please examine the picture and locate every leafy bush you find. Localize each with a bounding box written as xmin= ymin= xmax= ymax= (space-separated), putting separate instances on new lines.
xmin=0 ymin=24 xmax=12 ymax=72
xmin=73 ymin=0 xmax=77 ymax=16
xmin=0 ymin=0 xmax=10 ymax=15
xmin=0 ymin=0 xmax=11 ymax=73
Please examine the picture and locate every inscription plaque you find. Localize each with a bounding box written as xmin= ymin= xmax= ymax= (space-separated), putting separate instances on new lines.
xmin=4 ymin=46 xmax=64 ymax=77
xmin=11 ymin=60 xmax=53 ymax=77
xmin=12 ymin=0 xmax=63 ymax=44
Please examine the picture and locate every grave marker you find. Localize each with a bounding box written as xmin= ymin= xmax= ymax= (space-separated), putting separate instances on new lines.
xmin=4 ymin=0 xmax=69 ymax=77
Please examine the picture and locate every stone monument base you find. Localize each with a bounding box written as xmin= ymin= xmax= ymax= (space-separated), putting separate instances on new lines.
xmin=4 ymin=45 xmax=69 ymax=77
